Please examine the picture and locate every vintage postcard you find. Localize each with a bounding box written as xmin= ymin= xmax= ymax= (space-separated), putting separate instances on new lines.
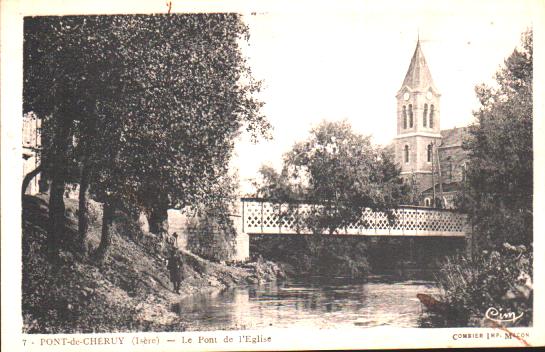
xmin=2 ymin=0 xmax=545 ymax=350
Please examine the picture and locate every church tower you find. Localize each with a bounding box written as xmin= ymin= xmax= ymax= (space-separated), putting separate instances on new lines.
xmin=395 ymin=39 xmax=442 ymax=193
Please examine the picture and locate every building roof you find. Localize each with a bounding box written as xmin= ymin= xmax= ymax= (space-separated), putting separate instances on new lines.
xmin=439 ymin=126 xmax=468 ymax=148
xmin=421 ymin=181 xmax=462 ymax=195
xmin=399 ymin=40 xmax=438 ymax=93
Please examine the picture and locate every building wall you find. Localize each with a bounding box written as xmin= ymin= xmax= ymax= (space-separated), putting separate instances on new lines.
xmin=437 ymin=127 xmax=469 ymax=184
xmin=395 ymin=78 xmax=443 ymax=196
xmin=396 ymin=91 xmax=441 ymax=136
xmin=394 ymin=127 xmax=441 ymax=194
xmin=394 ymin=97 xmax=469 ymax=199
xmin=23 ymin=152 xmax=40 ymax=195
xmin=414 ymin=172 xmax=434 ymax=195
xmin=438 ymin=147 xmax=467 ymax=183
xmin=23 ymin=112 xmax=42 ymax=195
xmin=23 ymin=112 xmax=41 ymax=149
xmin=395 ymin=137 xmax=417 ymax=173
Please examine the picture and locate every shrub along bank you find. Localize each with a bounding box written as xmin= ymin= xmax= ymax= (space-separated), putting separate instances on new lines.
xmin=435 ymin=244 xmax=532 ymax=327
xmin=250 ymin=235 xmax=370 ymax=279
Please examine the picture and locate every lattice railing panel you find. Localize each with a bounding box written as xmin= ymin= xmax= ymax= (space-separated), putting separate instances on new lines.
xmin=242 ymin=199 xmax=467 ymax=237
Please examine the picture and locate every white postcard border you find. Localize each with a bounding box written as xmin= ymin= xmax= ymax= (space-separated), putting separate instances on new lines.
xmin=2 ymin=0 xmax=545 ymax=350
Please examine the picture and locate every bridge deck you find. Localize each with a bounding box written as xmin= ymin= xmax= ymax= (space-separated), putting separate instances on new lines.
xmin=241 ymin=199 xmax=467 ymax=237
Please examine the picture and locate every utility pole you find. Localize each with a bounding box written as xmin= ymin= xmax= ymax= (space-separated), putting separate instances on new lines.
xmin=436 ymin=144 xmax=444 ymax=207
xmin=431 ymin=142 xmax=436 ymax=207
xmin=462 ymin=163 xmax=467 ymax=209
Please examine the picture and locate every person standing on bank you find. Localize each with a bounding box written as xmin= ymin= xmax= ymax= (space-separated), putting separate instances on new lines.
xmin=167 ymin=250 xmax=183 ymax=294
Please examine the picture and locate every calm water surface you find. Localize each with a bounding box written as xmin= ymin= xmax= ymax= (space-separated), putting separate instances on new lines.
xmin=176 ymin=276 xmax=440 ymax=331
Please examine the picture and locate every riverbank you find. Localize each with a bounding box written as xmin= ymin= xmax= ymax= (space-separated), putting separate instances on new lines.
xmin=22 ymin=194 xmax=285 ymax=333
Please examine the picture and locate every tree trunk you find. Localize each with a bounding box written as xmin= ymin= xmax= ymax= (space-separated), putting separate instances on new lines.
xmin=95 ymin=201 xmax=114 ymax=262
xmin=78 ymin=163 xmax=91 ymax=250
xmin=148 ymin=204 xmax=169 ymax=237
xmin=22 ymin=164 xmax=42 ymax=197
xmin=119 ymin=203 xmax=144 ymax=240
xmin=48 ymin=172 xmax=66 ymax=256
xmin=39 ymin=168 xmax=50 ymax=193
xmin=47 ymin=119 xmax=72 ymax=256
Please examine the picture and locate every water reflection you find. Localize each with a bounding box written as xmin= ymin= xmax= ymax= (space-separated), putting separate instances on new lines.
xmin=175 ymin=276 xmax=441 ymax=331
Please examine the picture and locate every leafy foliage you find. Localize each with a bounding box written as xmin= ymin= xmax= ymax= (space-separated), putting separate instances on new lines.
xmin=437 ymin=31 xmax=534 ymax=327
xmin=256 ymin=120 xmax=408 ymax=233
xmin=23 ymin=14 xmax=270 ymax=257
xmin=435 ymin=244 xmax=533 ymax=326
xmin=459 ymin=30 xmax=532 ymax=248
xmin=97 ymin=15 xmax=269 ymax=211
xmin=251 ymin=235 xmax=370 ymax=278
xmin=186 ymin=173 xmax=239 ymax=262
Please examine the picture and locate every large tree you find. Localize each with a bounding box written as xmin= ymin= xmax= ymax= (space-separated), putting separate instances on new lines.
xmin=23 ymin=14 xmax=270 ymax=259
xmin=24 ymin=16 xmax=103 ymax=254
xmin=460 ymin=30 xmax=533 ymax=248
xmin=259 ymin=120 xmax=408 ymax=233
xmin=253 ymin=120 xmax=407 ymax=277
xmin=108 ymin=14 xmax=269 ymax=236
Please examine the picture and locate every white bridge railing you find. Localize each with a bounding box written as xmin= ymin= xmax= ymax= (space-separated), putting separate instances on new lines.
xmin=241 ymin=198 xmax=468 ymax=237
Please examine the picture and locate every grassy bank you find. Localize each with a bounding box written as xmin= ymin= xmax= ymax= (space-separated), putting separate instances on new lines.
xmin=22 ymin=195 xmax=284 ymax=333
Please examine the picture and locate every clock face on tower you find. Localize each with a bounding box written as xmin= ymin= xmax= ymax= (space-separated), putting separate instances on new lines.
xmin=403 ymin=92 xmax=410 ymax=101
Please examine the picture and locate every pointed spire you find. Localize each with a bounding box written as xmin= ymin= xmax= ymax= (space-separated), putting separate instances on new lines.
xmin=399 ymin=38 xmax=437 ymax=93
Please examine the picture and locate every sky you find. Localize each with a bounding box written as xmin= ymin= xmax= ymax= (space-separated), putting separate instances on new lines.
xmin=4 ymin=0 xmax=537 ymax=195
xmin=232 ymin=0 xmax=534 ymax=193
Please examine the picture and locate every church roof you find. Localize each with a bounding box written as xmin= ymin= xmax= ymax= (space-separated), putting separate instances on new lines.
xmin=421 ymin=181 xmax=462 ymax=195
xmin=399 ymin=40 xmax=438 ymax=93
xmin=439 ymin=127 xmax=468 ymax=148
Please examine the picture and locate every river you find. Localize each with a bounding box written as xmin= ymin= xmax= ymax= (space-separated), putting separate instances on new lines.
xmin=175 ymin=276 xmax=443 ymax=331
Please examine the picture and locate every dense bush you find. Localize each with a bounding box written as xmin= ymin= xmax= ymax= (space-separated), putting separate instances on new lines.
xmin=251 ymin=235 xmax=370 ymax=279
xmin=435 ymin=243 xmax=532 ymax=326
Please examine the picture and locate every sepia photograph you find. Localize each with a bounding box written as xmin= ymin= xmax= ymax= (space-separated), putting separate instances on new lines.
xmin=2 ymin=0 xmax=544 ymax=350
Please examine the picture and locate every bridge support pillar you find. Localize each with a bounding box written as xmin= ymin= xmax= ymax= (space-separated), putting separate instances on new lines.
xmin=234 ymin=232 xmax=249 ymax=262
xmin=230 ymin=208 xmax=250 ymax=262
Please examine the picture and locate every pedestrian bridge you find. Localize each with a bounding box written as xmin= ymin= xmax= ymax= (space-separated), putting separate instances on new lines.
xmin=231 ymin=198 xmax=471 ymax=261
xmin=240 ymin=198 xmax=468 ymax=237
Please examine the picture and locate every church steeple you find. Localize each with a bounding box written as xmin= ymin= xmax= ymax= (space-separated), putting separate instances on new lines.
xmin=394 ymin=37 xmax=442 ymax=194
xmin=399 ymin=39 xmax=437 ymax=94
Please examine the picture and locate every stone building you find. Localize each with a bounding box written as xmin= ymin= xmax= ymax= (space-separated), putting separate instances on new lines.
xmin=394 ymin=40 xmax=469 ymax=208
xmin=22 ymin=112 xmax=42 ymax=195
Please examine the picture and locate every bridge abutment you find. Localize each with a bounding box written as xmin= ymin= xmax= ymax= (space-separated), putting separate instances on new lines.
xmin=234 ymin=232 xmax=250 ymax=262
xmin=230 ymin=205 xmax=250 ymax=262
